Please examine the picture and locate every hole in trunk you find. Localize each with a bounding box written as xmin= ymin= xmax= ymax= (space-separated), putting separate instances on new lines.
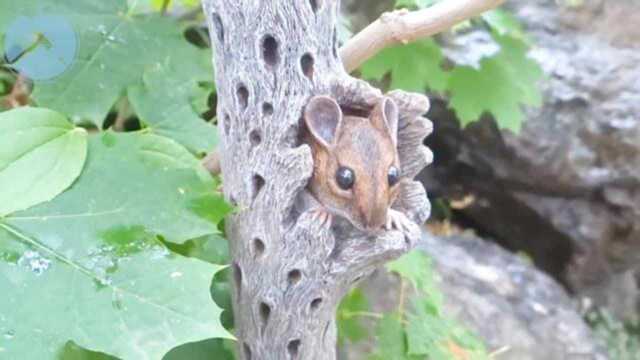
xmin=287 ymin=339 xmax=301 ymax=358
xmin=280 ymin=122 xmax=302 ymax=148
xmin=211 ymin=12 xmax=224 ymax=43
xmin=310 ymin=298 xmax=322 ymax=311
xmin=261 ymin=35 xmax=280 ymax=67
xmin=332 ymin=28 xmax=338 ymax=58
xmin=262 ymin=102 xmax=274 ymax=116
xmin=223 ymin=113 xmax=231 ymax=135
xmin=233 ymin=262 xmax=242 ymax=296
xmin=251 ymin=174 xmax=265 ymax=200
xmin=249 ymin=129 xmax=262 ymax=146
xmin=309 ymin=0 xmax=321 ymax=13
xmin=288 ymin=269 xmax=301 ymax=285
xmin=243 ymin=343 xmax=252 ymax=360
xmin=237 ymin=84 xmax=249 ymax=110
xmin=259 ymin=302 xmax=271 ymax=330
xmin=253 ymin=238 xmax=265 ymax=258
xmin=300 ymin=53 xmax=314 ymax=81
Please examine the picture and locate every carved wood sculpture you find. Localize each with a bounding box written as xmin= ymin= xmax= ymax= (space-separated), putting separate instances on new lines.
xmin=201 ymin=0 xmax=501 ymax=358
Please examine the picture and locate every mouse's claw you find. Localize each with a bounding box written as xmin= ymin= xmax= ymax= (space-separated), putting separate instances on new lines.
xmin=309 ymin=208 xmax=333 ymax=229
xmin=385 ymin=209 xmax=412 ymax=232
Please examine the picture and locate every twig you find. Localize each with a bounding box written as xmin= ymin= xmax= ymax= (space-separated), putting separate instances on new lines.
xmin=397 ymin=277 xmax=407 ymax=319
xmin=202 ymin=150 xmax=221 ymax=175
xmin=113 ymin=99 xmax=130 ymax=131
xmin=339 ymin=0 xmax=505 ymax=72
xmin=489 ymin=346 xmax=511 ymax=358
xmin=160 ymin=0 xmax=171 ymax=16
xmin=2 ymin=75 xmax=30 ymax=108
xmin=340 ymin=311 xmax=384 ymax=320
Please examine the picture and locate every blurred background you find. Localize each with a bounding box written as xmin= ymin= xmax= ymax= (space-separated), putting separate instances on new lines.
xmin=340 ymin=0 xmax=640 ymax=359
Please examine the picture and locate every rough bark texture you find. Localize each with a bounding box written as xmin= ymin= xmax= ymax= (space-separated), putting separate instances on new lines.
xmin=202 ymin=1 xmax=432 ymax=359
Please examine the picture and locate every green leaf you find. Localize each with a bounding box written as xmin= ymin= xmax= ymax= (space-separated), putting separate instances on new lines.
xmin=0 ymin=0 xmax=212 ymax=126
xmin=372 ymin=314 xmax=410 ymax=360
xmin=406 ymin=298 xmax=488 ymax=359
xmin=447 ymin=34 xmax=543 ymax=133
xmin=360 ymin=39 xmax=449 ymax=93
xmin=57 ymin=342 xmax=118 ymax=360
xmin=0 ymin=132 xmax=233 ymax=359
xmin=387 ymin=251 xmax=489 ymax=359
xmin=167 ymin=234 xmax=229 ymax=266
xmin=481 ymin=8 xmax=526 ymax=41
xmin=395 ymin=0 xmax=437 ymax=9
xmin=127 ymin=0 xmax=201 ymax=15
xmin=163 ymin=339 xmax=235 ymax=360
xmin=405 ymin=298 xmax=451 ymax=358
xmin=387 ymin=250 xmax=438 ymax=300
xmin=337 ymin=288 xmax=371 ymax=345
xmin=128 ymin=57 xmax=217 ymax=154
xmin=3 ymin=132 xmax=231 ymax=251
xmin=0 ymin=107 xmax=87 ymax=216
xmin=190 ymin=82 xmax=215 ymax=116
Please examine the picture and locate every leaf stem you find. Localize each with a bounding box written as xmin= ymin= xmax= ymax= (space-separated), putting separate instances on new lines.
xmin=5 ymin=32 xmax=52 ymax=65
xmin=160 ymin=0 xmax=171 ymax=16
xmin=113 ymin=98 xmax=130 ymax=131
xmin=397 ymin=277 xmax=407 ymax=320
xmin=340 ymin=311 xmax=384 ymax=320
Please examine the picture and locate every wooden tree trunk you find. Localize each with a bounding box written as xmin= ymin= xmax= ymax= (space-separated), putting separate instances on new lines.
xmin=202 ymin=1 xmax=432 ymax=359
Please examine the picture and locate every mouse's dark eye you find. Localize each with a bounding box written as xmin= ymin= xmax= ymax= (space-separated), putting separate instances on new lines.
xmin=388 ymin=166 xmax=400 ymax=186
xmin=336 ymin=166 xmax=355 ymax=190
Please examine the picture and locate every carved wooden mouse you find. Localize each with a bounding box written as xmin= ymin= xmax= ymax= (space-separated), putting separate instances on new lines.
xmin=303 ymin=95 xmax=411 ymax=234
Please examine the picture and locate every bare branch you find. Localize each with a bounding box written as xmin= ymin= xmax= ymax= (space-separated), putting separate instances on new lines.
xmin=202 ymin=150 xmax=221 ymax=175
xmin=339 ymin=0 xmax=506 ymax=73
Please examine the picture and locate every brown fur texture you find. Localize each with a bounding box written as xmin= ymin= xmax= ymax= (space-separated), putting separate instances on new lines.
xmin=304 ymin=96 xmax=401 ymax=233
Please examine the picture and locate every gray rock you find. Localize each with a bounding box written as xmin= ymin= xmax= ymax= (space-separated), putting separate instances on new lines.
xmin=352 ymin=232 xmax=608 ymax=359
xmin=420 ymin=0 xmax=640 ymax=320
xmin=419 ymin=232 xmax=609 ymax=360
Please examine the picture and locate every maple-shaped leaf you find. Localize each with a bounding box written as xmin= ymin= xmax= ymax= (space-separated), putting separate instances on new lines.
xmin=337 ymin=288 xmax=371 ymax=345
xmin=447 ymin=34 xmax=543 ymax=133
xmin=481 ymin=8 xmax=527 ymax=41
xmin=360 ymin=39 xmax=449 ymax=93
xmin=0 ymin=0 xmax=212 ymax=127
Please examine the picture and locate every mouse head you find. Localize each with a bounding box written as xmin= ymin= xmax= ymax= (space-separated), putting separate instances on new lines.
xmin=304 ymin=95 xmax=401 ymax=233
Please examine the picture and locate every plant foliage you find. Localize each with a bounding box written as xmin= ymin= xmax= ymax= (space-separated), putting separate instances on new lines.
xmin=337 ymin=251 xmax=488 ymax=360
xmin=361 ymin=0 xmax=544 ymax=133
xmin=0 ymin=1 xmax=230 ymax=358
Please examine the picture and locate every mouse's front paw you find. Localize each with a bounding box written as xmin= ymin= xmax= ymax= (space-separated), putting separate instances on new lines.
xmin=385 ymin=209 xmax=413 ymax=232
xmin=309 ymin=207 xmax=333 ymax=229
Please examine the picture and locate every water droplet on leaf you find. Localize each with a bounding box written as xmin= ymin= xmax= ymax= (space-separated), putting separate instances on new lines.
xmin=17 ymin=251 xmax=51 ymax=276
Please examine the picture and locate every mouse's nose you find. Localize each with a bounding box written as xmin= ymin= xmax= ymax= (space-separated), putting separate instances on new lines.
xmin=361 ymin=208 xmax=387 ymax=233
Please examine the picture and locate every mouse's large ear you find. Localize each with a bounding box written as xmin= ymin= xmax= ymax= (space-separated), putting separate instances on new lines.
xmin=304 ymin=95 xmax=343 ymax=149
xmin=371 ymin=97 xmax=399 ymax=146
